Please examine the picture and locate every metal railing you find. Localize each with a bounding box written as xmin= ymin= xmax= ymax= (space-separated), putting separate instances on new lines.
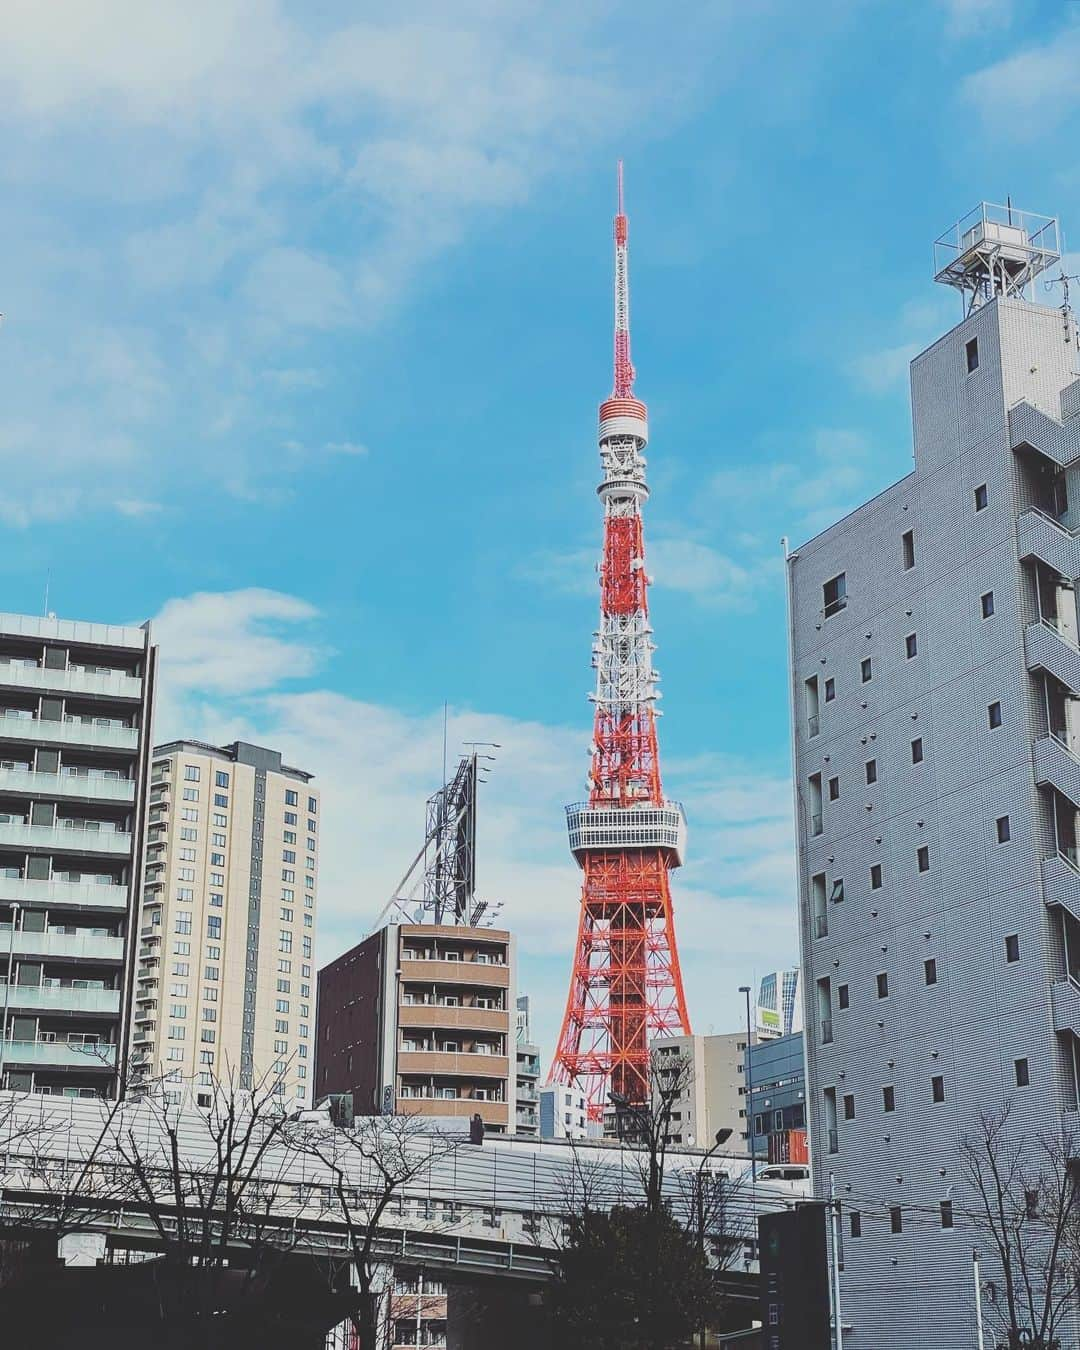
xmin=807 ymin=714 xmax=820 ymax=738
xmin=813 ymin=914 xmax=828 ymax=939
xmin=821 ymin=1019 xmax=834 ymax=1045
xmin=827 ymin=1129 xmax=838 ymax=1155
xmin=811 ymin=813 xmax=823 ymax=836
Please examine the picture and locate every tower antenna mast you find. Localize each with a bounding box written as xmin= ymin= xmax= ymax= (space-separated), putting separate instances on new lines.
xmin=549 ymin=164 xmax=691 ymax=1123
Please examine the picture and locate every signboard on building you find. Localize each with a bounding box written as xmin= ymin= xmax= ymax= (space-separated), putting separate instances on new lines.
xmin=759 ymin=1203 xmax=831 ymax=1350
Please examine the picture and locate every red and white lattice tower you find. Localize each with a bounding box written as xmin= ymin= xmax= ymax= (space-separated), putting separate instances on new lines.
xmin=549 ymin=164 xmax=691 ymax=1120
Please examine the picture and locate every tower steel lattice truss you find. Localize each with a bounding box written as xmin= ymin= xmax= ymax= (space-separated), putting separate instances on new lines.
xmin=550 ymin=165 xmax=691 ymax=1119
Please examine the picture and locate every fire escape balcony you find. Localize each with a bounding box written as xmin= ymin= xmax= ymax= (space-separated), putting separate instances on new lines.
xmin=1051 ymin=976 xmax=1080 ymax=1040
xmin=1016 ymin=507 xmax=1080 ymax=582
xmin=1025 ymin=620 xmax=1080 ymax=697
xmin=1010 ymin=387 xmax=1080 ymax=470
xmin=1034 ymin=734 xmax=1080 ymax=812
xmin=1042 ymin=852 xmax=1080 ymax=928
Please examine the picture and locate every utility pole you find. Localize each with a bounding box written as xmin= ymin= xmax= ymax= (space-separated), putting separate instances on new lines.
xmin=829 ymin=1172 xmax=843 ymax=1348
xmin=973 ymin=1250 xmax=985 ymax=1350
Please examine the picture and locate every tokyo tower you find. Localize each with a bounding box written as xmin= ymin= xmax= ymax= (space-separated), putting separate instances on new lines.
xmin=550 ymin=164 xmax=691 ymax=1120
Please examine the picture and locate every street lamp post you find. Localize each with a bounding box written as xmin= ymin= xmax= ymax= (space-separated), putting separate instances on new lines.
xmin=738 ymin=985 xmax=757 ymax=1182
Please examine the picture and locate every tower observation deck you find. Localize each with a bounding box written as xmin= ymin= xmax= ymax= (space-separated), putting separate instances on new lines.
xmin=548 ymin=165 xmax=692 ymax=1121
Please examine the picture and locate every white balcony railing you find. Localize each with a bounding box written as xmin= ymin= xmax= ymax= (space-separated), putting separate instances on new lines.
xmin=2 ymin=930 xmax=124 ymax=962
xmin=0 ymin=820 xmax=132 ymax=855
xmin=0 ymin=876 xmax=128 ymax=909
xmin=0 ymin=985 xmax=120 ymax=1014
xmin=0 ymin=713 xmax=138 ymax=751
xmin=0 ymin=661 xmax=142 ymax=701
xmin=0 ymin=1039 xmax=117 ymax=1069
xmin=0 ymin=765 xmax=135 ymax=803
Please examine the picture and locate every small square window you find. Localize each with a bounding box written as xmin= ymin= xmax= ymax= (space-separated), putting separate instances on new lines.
xmin=870 ymin=862 xmax=883 ymax=890
xmin=850 ymin=1211 xmax=862 ymax=1238
xmin=911 ymin=737 xmax=924 ymax=764
xmin=924 ymin=957 xmax=938 ymax=986
xmin=824 ymin=573 xmax=847 ymax=618
xmin=996 ymin=815 xmax=1011 ymax=844
xmin=905 ymin=632 xmax=918 ymax=659
xmin=843 ymin=1093 xmax=855 ymax=1120
xmin=1005 ymin=933 xmax=1020 ymax=963
xmin=940 ymin=1199 xmax=954 ymax=1229
xmin=1014 ymin=1057 xmax=1030 ymax=1087
xmin=931 ymin=1074 xmax=945 ymax=1104
xmin=902 ymin=529 xmax=915 ymax=571
xmin=890 ymin=1206 xmax=903 ymax=1234
xmin=917 ymin=845 xmax=930 ymax=873
xmin=965 ymin=336 xmax=979 ymax=373
xmin=828 ymin=776 xmax=840 ymax=801
xmin=837 ymin=983 xmax=849 ymax=1010
xmin=861 ymin=657 xmax=873 ymax=683
xmin=824 ymin=678 xmax=836 ymax=703
xmin=981 ymin=591 xmax=995 ymax=619
xmin=988 ymin=701 xmax=1002 ymax=729
xmin=883 ymin=1085 xmax=895 ymax=1113
xmin=829 ymin=878 xmax=845 ymax=904
xmin=876 ymin=971 xmax=889 ymax=999
xmin=975 ymin=483 xmax=988 ymax=512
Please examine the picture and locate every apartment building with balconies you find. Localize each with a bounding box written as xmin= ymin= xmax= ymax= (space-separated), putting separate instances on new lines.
xmin=0 ymin=612 xmax=156 ymax=1100
xmin=316 ymin=922 xmax=515 ymax=1132
xmin=514 ymin=994 xmax=540 ymax=1136
xmin=130 ymin=740 xmax=319 ymax=1109
xmin=789 ymin=203 xmax=1080 ymax=1347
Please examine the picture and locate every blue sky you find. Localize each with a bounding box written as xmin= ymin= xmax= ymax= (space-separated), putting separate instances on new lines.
xmin=2 ymin=0 xmax=1079 ymax=1060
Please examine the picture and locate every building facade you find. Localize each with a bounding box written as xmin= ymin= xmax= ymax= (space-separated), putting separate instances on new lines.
xmin=650 ymin=1031 xmax=749 ymax=1148
xmin=0 ymin=612 xmax=156 ymax=1100
xmin=538 ymin=1084 xmax=590 ymax=1139
xmin=514 ymin=995 xmax=540 ymax=1136
xmin=746 ymin=1032 xmax=805 ymax=1161
xmin=131 ymin=740 xmax=319 ymax=1109
xmin=756 ymin=968 xmax=802 ymax=1040
xmin=790 ymin=204 xmax=1080 ymax=1345
xmin=316 ymin=923 xmax=515 ymax=1132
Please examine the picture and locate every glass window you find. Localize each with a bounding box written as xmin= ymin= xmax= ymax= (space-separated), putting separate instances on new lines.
xmin=285 ymin=790 xmax=298 ymax=806
xmin=823 ymin=573 xmax=847 ymax=618
xmin=975 ymin=483 xmax=988 ymax=511
xmin=988 ymin=701 xmax=1002 ymax=729
xmin=917 ymin=845 xmax=930 ymax=872
xmin=876 ymin=972 xmax=889 ymax=999
xmin=861 ymin=657 xmax=872 ymax=683
xmin=1014 ymin=1058 xmax=1030 ymax=1087
xmin=182 ymin=788 xmax=199 ymax=802
xmin=1005 ymin=933 xmax=1020 ymax=963
xmin=981 ymin=591 xmax=995 ymax=619
xmin=215 ymin=771 xmax=230 ymax=788
xmin=924 ymin=958 xmax=937 ymax=986
xmin=905 ymin=632 xmax=918 ymax=659
xmin=184 ymin=766 xmax=201 ymax=781
xmin=213 ymin=794 xmax=228 ymax=808
xmin=911 ymin=737 xmax=924 ymax=764
xmin=206 ymin=916 xmax=221 ymax=938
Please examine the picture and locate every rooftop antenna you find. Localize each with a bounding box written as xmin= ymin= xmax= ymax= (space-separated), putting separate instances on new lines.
xmin=1045 ymin=267 xmax=1080 ymax=362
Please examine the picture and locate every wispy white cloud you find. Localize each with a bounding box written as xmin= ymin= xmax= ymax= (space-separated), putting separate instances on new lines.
xmin=940 ymin=0 xmax=1013 ymax=38
xmin=151 ymin=587 xmax=798 ymax=1056
xmin=961 ymin=21 xmax=1080 ymax=137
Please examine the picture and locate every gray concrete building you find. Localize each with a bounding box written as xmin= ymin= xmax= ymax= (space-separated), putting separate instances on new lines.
xmin=0 ymin=612 xmax=156 ymax=1100
xmin=789 ymin=203 xmax=1080 ymax=1346
xmin=650 ymin=1031 xmax=750 ymax=1148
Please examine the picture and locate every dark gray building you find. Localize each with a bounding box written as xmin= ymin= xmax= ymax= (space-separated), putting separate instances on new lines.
xmin=746 ymin=1031 xmax=805 ymax=1160
xmin=789 ymin=203 xmax=1080 ymax=1347
xmin=0 ymin=612 xmax=156 ymax=1100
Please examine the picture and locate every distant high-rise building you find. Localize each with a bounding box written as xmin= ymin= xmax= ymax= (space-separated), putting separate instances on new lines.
xmin=130 ymin=740 xmax=319 ymax=1108
xmin=650 ymin=1032 xmax=750 ymax=1148
xmin=756 ymin=968 xmax=801 ymax=1041
xmin=791 ymin=202 xmax=1079 ymax=1345
xmin=514 ymin=994 xmax=540 ymax=1136
xmin=316 ymin=923 xmax=516 ymax=1131
xmin=0 ymin=612 xmax=156 ymax=1101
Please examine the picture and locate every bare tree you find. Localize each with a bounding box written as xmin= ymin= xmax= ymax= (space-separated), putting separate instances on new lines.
xmin=292 ymin=1110 xmax=460 ymax=1350
xmin=961 ymin=1101 xmax=1080 ymax=1349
